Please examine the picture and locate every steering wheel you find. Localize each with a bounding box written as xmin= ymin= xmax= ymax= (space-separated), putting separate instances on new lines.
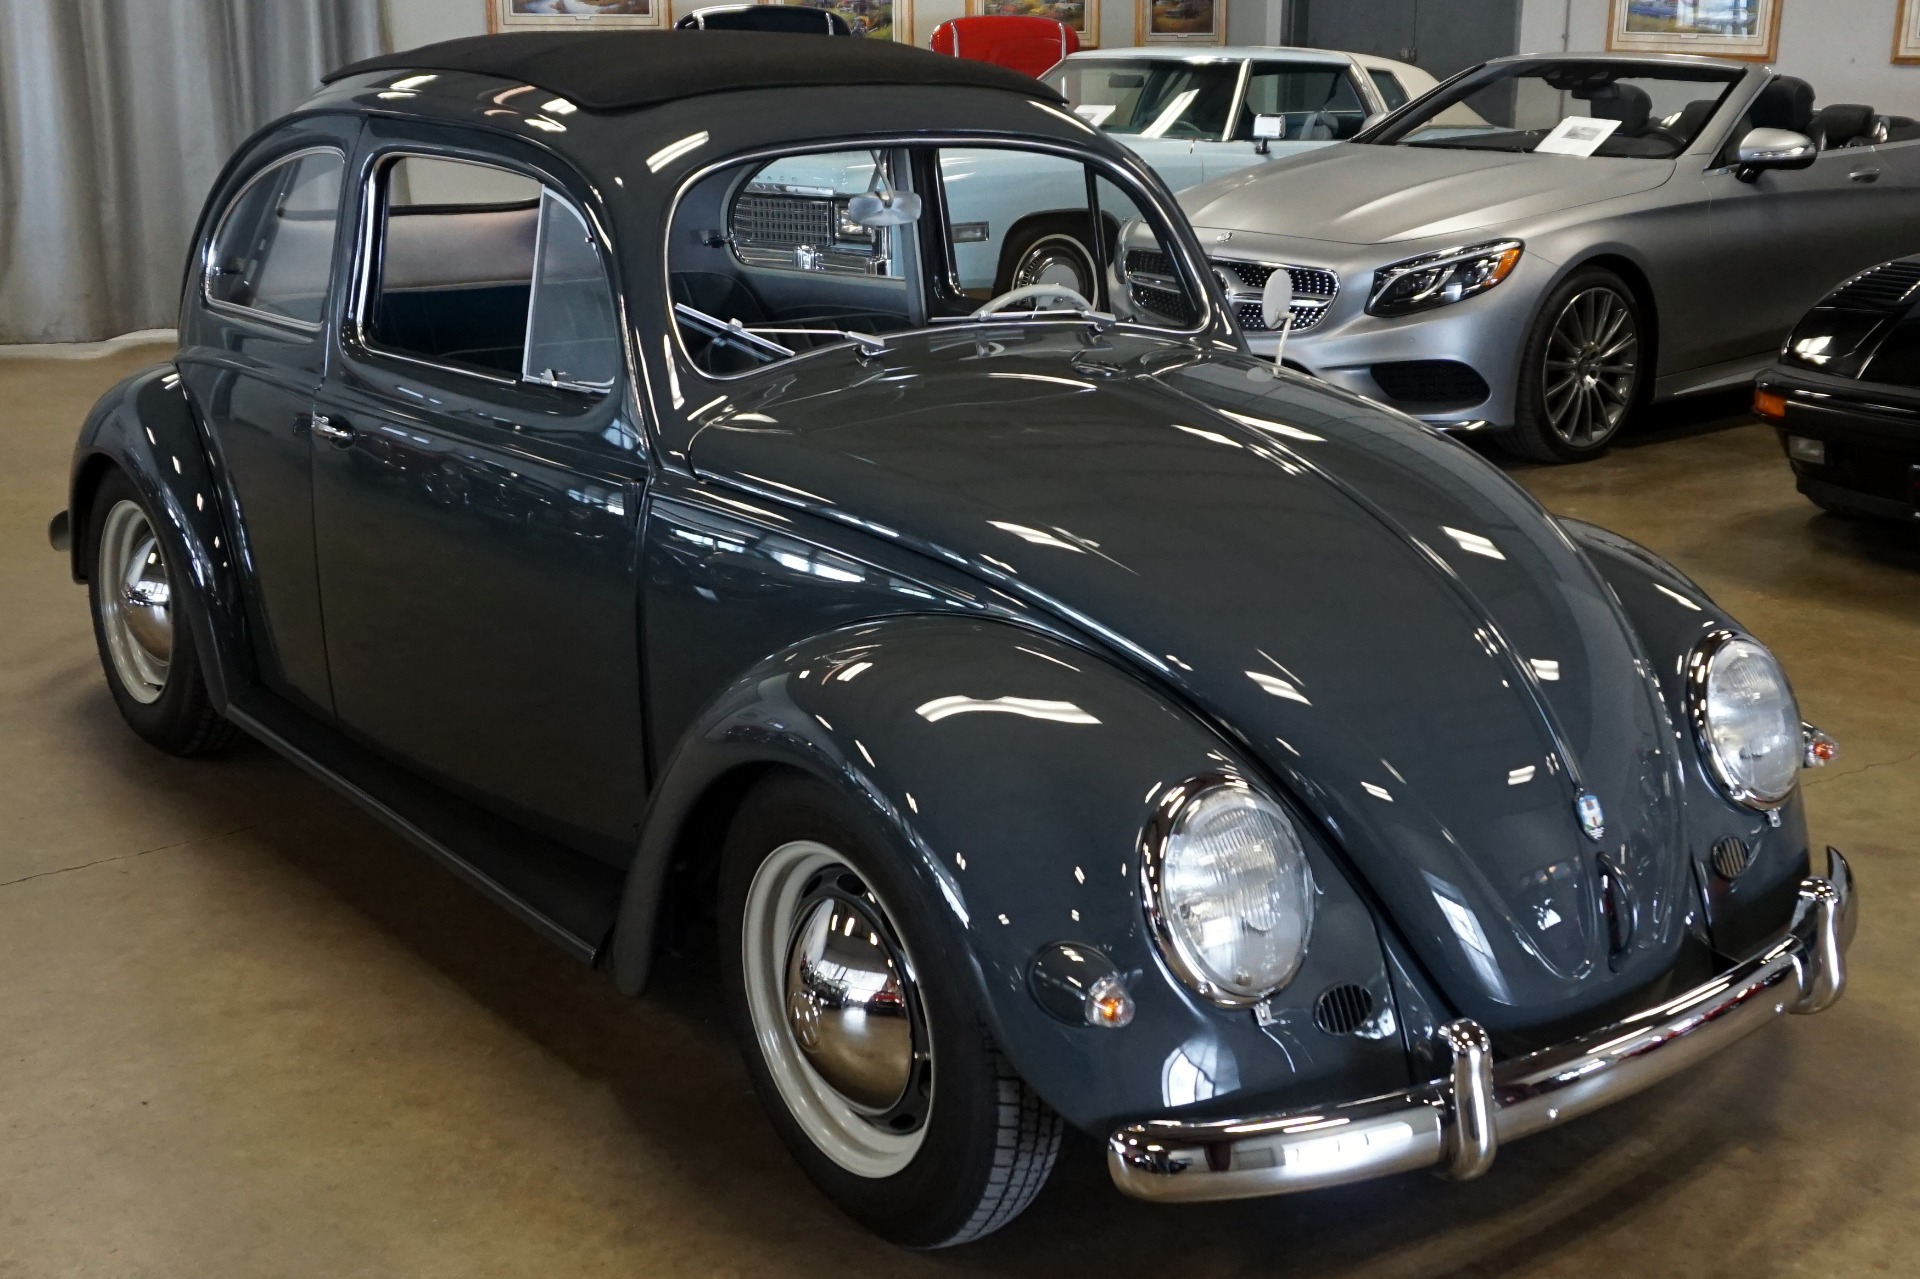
xmin=971 ymin=283 xmax=1094 ymax=317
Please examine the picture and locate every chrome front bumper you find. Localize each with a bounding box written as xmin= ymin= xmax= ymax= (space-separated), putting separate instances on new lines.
xmin=1109 ymin=848 xmax=1857 ymax=1203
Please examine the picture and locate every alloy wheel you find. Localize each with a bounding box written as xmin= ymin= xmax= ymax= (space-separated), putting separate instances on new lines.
xmin=1541 ymin=286 xmax=1640 ymax=449
xmin=97 ymin=499 xmax=173 ymax=704
xmin=741 ymin=839 xmax=933 ymax=1178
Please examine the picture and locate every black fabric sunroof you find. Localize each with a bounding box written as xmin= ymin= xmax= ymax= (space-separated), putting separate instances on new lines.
xmin=325 ymin=30 xmax=1065 ymax=113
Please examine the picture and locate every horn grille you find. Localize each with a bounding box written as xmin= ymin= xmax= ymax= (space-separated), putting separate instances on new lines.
xmin=1711 ymin=836 xmax=1754 ymax=880
xmin=1313 ymin=983 xmax=1375 ymax=1036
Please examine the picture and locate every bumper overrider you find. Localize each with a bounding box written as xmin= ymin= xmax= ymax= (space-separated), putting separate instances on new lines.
xmin=1109 ymin=848 xmax=1857 ymax=1203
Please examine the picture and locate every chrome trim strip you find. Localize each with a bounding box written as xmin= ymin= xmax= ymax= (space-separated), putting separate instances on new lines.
xmin=1108 ymin=849 xmax=1855 ymax=1203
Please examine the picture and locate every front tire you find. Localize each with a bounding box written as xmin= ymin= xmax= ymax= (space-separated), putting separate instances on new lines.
xmin=86 ymin=470 xmax=236 ymax=756
xmin=720 ymin=771 xmax=1061 ymax=1247
xmin=1502 ymin=267 xmax=1645 ymax=463
xmin=994 ymin=214 xmax=1102 ymax=307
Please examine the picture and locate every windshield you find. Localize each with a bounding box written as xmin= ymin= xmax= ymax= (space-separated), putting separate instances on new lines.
xmin=1055 ymin=58 xmax=1369 ymax=144
xmin=667 ymin=142 xmax=1206 ymax=378
xmin=1368 ymin=60 xmax=1743 ymax=160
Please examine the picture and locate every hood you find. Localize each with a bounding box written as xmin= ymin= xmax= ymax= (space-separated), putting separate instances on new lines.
xmin=1180 ymin=142 xmax=1675 ymax=244
xmin=686 ymin=330 xmax=1692 ymax=1037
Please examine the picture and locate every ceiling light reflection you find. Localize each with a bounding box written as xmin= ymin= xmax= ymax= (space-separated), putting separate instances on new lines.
xmin=915 ymin=695 xmax=1100 ymax=725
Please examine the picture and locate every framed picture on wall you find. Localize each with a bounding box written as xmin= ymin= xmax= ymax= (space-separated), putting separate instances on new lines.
xmin=966 ymin=0 xmax=1098 ymax=47
xmin=1896 ymin=0 xmax=1920 ymax=63
xmin=785 ymin=0 xmax=914 ymax=41
xmin=1137 ymin=0 xmax=1223 ymax=45
xmin=1605 ymin=0 xmax=1780 ymax=61
xmin=489 ymin=0 xmax=663 ymax=30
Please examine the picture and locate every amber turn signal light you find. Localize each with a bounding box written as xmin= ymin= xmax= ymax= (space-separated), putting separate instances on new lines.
xmin=1754 ymin=389 xmax=1788 ymax=421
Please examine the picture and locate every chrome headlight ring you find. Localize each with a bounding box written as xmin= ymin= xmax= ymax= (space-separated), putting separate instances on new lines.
xmin=1138 ymin=774 xmax=1316 ymax=1009
xmin=1685 ymin=630 xmax=1803 ymax=812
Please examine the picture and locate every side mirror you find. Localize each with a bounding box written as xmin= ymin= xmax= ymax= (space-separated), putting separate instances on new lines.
xmin=845 ymin=190 xmax=923 ymax=227
xmin=1735 ymin=127 xmax=1817 ymax=182
xmin=1252 ymin=113 xmax=1285 ymax=156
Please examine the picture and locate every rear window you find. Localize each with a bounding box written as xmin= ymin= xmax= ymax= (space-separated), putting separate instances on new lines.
xmin=205 ymin=149 xmax=344 ymax=327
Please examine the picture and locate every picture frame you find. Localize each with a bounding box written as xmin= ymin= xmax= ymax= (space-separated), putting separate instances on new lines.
xmin=1605 ymin=0 xmax=1780 ymax=62
xmin=966 ymin=0 xmax=1098 ymax=48
xmin=489 ymin=0 xmax=663 ymax=31
xmin=1896 ymin=0 xmax=1920 ymax=63
xmin=785 ymin=0 xmax=914 ymax=42
xmin=1136 ymin=0 xmax=1223 ymax=47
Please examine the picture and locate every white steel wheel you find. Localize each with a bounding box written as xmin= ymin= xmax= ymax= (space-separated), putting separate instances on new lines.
xmin=1012 ymin=233 xmax=1098 ymax=298
xmin=740 ymin=839 xmax=932 ymax=1179
xmin=96 ymin=499 xmax=173 ymax=704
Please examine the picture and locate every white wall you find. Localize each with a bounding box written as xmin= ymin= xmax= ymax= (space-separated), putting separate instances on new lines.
xmin=383 ymin=0 xmax=1287 ymax=51
xmin=1517 ymin=0 xmax=1920 ymax=117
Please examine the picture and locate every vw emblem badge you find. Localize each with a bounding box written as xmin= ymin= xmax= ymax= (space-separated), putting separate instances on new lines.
xmin=1575 ymin=792 xmax=1606 ymax=842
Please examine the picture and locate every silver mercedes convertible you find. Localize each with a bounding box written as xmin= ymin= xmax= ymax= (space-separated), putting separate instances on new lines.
xmin=1163 ymin=54 xmax=1920 ymax=461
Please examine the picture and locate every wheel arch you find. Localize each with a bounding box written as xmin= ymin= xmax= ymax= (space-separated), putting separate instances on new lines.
xmin=607 ymin=613 xmax=1408 ymax=1133
xmin=1565 ymin=250 xmax=1662 ymax=389
xmin=67 ymin=363 xmax=250 ymax=709
xmin=991 ymin=208 xmax=1122 ymax=294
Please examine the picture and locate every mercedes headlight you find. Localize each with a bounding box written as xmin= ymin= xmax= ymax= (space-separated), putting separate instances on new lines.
xmin=1689 ymin=634 xmax=1801 ymax=809
xmin=1368 ymin=240 xmax=1523 ymax=317
xmin=1141 ymin=780 xmax=1314 ymax=1006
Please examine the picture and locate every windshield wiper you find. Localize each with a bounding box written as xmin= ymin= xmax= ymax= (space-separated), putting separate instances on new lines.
xmin=930 ymin=307 xmax=1117 ymax=332
xmin=673 ymin=305 xmax=888 ymax=361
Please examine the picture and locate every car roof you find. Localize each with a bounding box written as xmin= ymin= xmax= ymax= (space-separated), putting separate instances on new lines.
xmin=1067 ymin=45 xmax=1355 ymax=66
xmin=325 ymin=30 xmax=1065 ymax=113
xmin=1487 ymin=49 xmax=1751 ymax=71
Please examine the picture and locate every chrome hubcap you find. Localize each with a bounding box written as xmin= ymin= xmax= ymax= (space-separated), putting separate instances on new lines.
xmin=1013 ymin=234 xmax=1096 ymax=296
xmin=98 ymin=500 xmax=172 ymax=704
xmin=743 ymin=840 xmax=931 ymax=1177
xmin=1542 ymin=287 xmax=1638 ymax=448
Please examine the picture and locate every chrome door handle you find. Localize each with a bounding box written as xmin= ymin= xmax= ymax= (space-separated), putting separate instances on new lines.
xmin=309 ymin=414 xmax=354 ymax=444
xmin=1850 ymin=168 xmax=1883 ymax=183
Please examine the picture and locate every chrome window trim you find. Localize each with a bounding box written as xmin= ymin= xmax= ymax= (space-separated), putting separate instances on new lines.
xmin=200 ymin=144 xmax=347 ymax=336
xmin=1684 ymin=627 xmax=1799 ymax=811
xmin=1135 ymin=772 xmax=1314 ymax=1009
xmin=662 ymin=132 xmax=1223 ymax=387
xmin=346 ymin=148 xmax=617 ymax=395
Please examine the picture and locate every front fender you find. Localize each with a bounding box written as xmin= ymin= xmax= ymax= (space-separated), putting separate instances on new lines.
xmin=1562 ymin=519 xmax=1812 ymax=956
xmin=611 ymin=614 xmax=1408 ymax=1133
xmin=68 ymin=363 xmax=249 ymax=708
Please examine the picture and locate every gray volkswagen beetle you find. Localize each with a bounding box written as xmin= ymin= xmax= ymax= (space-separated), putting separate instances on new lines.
xmin=50 ymin=31 xmax=1855 ymax=1248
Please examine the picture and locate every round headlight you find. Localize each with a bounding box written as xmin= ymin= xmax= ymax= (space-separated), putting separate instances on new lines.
xmin=1143 ymin=782 xmax=1314 ymax=1006
xmin=1695 ymin=635 xmax=1801 ymax=809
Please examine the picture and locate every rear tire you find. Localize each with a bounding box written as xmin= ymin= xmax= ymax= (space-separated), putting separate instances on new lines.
xmin=1501 ymin=267 xmax=1645 ymax=464
xmin=85 ymin=470 xmax=237 ymax=757
xmin=720 ymin=770 xmax=1061 ymax=1247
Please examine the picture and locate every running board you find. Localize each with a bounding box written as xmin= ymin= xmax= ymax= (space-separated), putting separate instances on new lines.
xmin=226 ymin=693 xmax=624 ymax=964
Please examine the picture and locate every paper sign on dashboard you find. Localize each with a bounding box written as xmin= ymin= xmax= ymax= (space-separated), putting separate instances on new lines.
xmin=1073 ymin=104 xmax=1116 ymax=126
xmin=1534 ymin=115 xmax=1621 ymax=157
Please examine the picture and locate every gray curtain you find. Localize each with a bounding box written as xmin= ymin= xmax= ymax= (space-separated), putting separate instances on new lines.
xmin=0 ymin=0 xmax=388 ymax=343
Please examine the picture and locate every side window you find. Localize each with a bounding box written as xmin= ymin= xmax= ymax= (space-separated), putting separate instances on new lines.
xmin=1241 ymin=65 xmax=1370 ymax=141
xmin=205 ymin=150 xmax=344 ymax=328
xmin=366 ymin=155 xmax=618 ymax=390
xmin=1370 ymin=69 xmax=1410 ymax=112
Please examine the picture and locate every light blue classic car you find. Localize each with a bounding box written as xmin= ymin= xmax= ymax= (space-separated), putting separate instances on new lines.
xmin=740 ymin=46 xmax=1434 ymax=312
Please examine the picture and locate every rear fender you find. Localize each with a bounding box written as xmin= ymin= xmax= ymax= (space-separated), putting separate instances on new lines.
xmin=610 ymin=613 xmax=1407 ymax=1132
xmin=67 ymin=363 xmax=249 ymax=708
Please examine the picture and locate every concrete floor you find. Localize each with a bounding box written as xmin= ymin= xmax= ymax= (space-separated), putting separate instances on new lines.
xmin=3 ymin=344 xmax=1915 ymax=1278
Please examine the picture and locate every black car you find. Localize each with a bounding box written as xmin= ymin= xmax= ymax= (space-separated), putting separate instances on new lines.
xmin=49 ymin=31 xmax=1855 ymax=1248
xmin=1758 ymin=254 xmax=1920 ymax=522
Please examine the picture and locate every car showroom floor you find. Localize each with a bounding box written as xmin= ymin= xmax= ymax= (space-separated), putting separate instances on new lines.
xmin=2 ymin=344 xmax=1915 ymax=1278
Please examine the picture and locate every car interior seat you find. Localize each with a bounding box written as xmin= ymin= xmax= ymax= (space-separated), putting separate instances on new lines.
xmin=930 ymin=16 xmax=1077 ymax=81
xmin=1749 ymin=75 xmax=1816 ymax=135
xmin=1809 ymin=103 xmax=1878 ymax=149
xmin=1579 ymin=83 xmax=1652 ymax=136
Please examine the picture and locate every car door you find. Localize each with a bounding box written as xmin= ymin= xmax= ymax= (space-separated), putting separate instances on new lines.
xmin=177 ymin=121 xmax=359 ymax=720
xmin=310 ymin=132 xmax=649 ymax=861
xmin=1707 ymin=118 xmax=1920 ymax=365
